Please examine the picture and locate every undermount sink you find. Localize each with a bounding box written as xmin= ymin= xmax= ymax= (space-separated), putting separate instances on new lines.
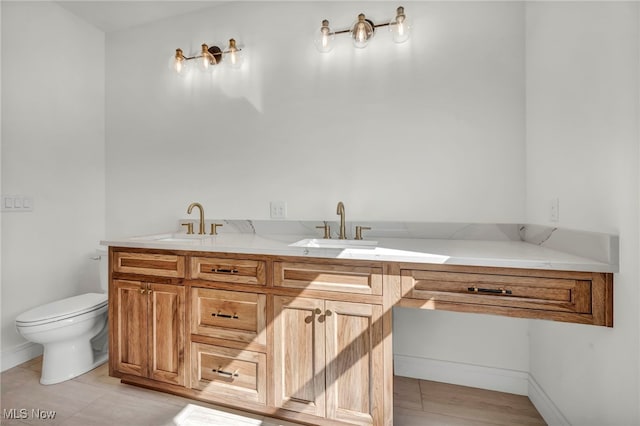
xmin=289 ymin=238 xmax=378 ymax=250
xmin=132 ymin=233 xmax=211 ymax=243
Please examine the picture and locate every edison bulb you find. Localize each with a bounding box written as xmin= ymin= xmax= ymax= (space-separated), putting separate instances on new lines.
xmin=351 ymin=14 xmax=374 ymax=49
xmin=170 ymin=48 xmax=191 ymax=77
xmin=197 ymin=44 xmax=216 ymax=73
xmin=313 ymin=20 xmax=335 ymax=53
xmin=225 ymin=39 xmax=243 ymax=68
xmin=389 ymin=7 xmax=411 ymax=43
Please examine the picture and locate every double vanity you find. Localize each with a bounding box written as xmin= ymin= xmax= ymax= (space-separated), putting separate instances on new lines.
xmin=102 ymin=210 xmax=617 ymax=426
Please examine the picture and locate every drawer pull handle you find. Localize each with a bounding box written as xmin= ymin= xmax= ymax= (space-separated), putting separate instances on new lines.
xmin=214 ymin=367 xmax=239 ymax=378
xmin=212 ymin=311 xmax=239 ymax=319
xmin=468 ymin=286 xmax=512 ymax=295
xmin=213 ymin=268 xmax=239 ymax=274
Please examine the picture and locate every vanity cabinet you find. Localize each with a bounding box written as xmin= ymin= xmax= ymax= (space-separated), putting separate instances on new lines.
xmin=272 ymin=260 xmax=385 ymax=425
xmin=108 ymin=246 xmax=613 ymax=426
xmin=273 ymin=296 xmax=383 ymax=425
xmin=111 ymin=279 xmax=185 ymax=385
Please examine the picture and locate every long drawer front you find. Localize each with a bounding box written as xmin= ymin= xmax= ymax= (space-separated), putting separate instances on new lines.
xmin=190 ymin=257 xmax=266 ymax=285
xmin=190 ymin=342 xmax=266 ymax=405
xmin=274 ymin=262 xmax=383 ymax=295
xmin=191 ymin=288 xmax=266 ymax=346
xmin=401 ymin=269 xmax=592 ymax=314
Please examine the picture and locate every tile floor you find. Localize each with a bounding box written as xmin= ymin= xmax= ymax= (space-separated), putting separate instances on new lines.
xmin=1 ymin=357 xmax=546 ymax=425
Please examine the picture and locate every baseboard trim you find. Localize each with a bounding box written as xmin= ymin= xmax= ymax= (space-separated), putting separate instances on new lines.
xmin=1 ymin=341 xmax=42 ymax=372
xmin=394 ymin=354 xmax=570 ymax=425
xmin=394 ymin=354 xmax=529 ymax=396
xmin=528 ymin=374 xmax=571 ymax=426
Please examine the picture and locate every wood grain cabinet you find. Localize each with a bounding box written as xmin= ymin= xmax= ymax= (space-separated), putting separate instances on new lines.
xmin=273 ymin=295 xmax=384 ymax=426
xmin=274 ymin=262 xmax=383 ymax=295
xmin=108 ymin=247 xmax=613 ymax=426
xmin=189 ymin=286 xmax=268 ymax=406
xmin=397 ymin=265 xmax=613 ymax=327
xmin=111 ymin=279 xmax=185 ymax=385
xmin=113 ymin=251 xmax=185 ymax=278
xmin=190 ymin=342 xmax=267 ymax=405
xmin=190 ymin=256 xmax=266 ymax=285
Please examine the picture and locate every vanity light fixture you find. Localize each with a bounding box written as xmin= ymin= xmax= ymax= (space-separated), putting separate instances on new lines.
xmin=172 ymin=38 xmax=243 ymax=76
xmin=314 ymin=6 xmax=410 ymax=52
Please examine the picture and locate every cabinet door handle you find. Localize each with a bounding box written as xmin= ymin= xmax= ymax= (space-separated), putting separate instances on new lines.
xmin=212 ymin=268 xmax=239 ymax=274
xmin=318 ymin=309 xmax=332 ymax=323
xmin=467 ymin=286 xmax=512 ymax=295
xmin=212 ymin=311 xmax=238 ymax=319
xmin=213 ymin=367 xmax=239 ymax=378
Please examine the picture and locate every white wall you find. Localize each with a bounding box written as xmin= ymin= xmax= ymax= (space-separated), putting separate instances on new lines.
xmin=525 ymin=3 xmax=639 ymax=425
xmin=105 ymin=1 xmax=526 ymax=238
xmin=1 ymin=1 xmax=106 ymax=368
xmin=105 ymin=0 xmax=530 ymax=386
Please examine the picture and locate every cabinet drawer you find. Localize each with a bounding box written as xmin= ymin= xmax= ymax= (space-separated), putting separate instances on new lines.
xmin=401 ymin=269 xmax=592 ymax=314
xmin=274 ymin=262 xmax=383 ymax=295
xmin=191 ymin=342 xmax=266 ymax=405
xmin=190 ymin=257 xmax=266 ymax=285
xmin=113 ymin=252 xmax=185 ymax=278
xmin=191 ymin=288 xmax=266 ymax=345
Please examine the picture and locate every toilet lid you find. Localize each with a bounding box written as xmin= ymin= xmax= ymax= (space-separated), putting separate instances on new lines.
xmin=16 ymin=293 xmax=108 ymax=326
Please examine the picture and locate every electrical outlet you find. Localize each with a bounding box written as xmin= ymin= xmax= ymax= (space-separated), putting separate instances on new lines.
xmin=550 ymin=198 xmax=559 ymax=222
xmin=270 ymin=201 xmax=287 ymax=219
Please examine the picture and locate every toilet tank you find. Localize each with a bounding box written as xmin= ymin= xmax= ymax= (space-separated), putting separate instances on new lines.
xmin=97 ymin=247 xmax=109 ymax=293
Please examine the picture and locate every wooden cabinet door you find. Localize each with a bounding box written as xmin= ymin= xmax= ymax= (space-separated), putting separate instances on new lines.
xmin=273 ymin=296 xmax=326 ymax=417
xmin=149 ymin=283 xmax=185 ymax=386
xmin=113 ymin=280 xmax=148 ymax=378
xmin=325 ymin=301 xmax=383 ymax=426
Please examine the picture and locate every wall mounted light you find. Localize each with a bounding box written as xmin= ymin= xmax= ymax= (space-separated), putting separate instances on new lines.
xmin=172 ymin=38 xmax=243 ymax=76
xmin=314 ymin=6 xmax=410 ymax=52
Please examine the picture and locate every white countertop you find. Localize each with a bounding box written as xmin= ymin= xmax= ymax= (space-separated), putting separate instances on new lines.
xmin=101 ymin=229 xmax=617 ymax=273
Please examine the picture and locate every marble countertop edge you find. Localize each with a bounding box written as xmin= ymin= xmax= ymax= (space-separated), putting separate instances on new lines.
xmin=101 ymin=228 xmax=618 ymax=274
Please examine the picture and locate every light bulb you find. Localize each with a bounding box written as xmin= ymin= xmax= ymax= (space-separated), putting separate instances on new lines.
xmin=351 ymin=14 xmax=374 ymax=49
xmin=197 ymin=44 xmax=216 ymax=73
xmin=225 ymin=39 xmax=243 ymax=68
xmin=389 ymin=6 xmax=411 ymax=43
xmin=171 ymin=48 xmax=191 ymax=77
xmin=313 ymin=20 xmax=335 ymax=53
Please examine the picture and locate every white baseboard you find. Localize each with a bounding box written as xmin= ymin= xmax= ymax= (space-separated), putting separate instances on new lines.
xmin=528 ymin=374 xmax=570 ymax=426
xmin=1 ymin=341 xmax=43 ymax=372
xmin=394 ymin=354 xmax=570 ymax=425
xmin=394 ymin=354 xmax=530 ymax=395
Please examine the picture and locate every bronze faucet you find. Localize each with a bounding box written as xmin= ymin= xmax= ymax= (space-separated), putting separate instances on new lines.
xmin=187 ymin=202 xmax=205 ymax=235
xmin=336 ymin=201 xmax=347 ymax=239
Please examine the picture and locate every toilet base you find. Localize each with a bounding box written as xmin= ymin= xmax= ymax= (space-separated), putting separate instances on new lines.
xmin=40 ymin=342 xmax=108 ymax=385
xmin=39 ymin=322 xmax=109 ymax=385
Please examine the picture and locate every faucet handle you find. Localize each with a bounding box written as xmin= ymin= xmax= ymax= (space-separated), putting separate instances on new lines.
xmin=210 ymin=223 xmax=223 ymax=235
xmin=181 ymin=223 xmax=194 ymax=235
xmin=354 ymin=226 xmax=371 ymax=240
xmin=316 ymin=224 xmax=331 ymax=239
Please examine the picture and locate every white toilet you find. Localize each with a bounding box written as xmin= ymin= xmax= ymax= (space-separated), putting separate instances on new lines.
xmin=15 ymin=248 xmax=109 ymax=385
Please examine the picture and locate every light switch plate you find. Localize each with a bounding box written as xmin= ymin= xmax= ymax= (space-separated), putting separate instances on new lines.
xmin=2 ymin=195 xmax=33 ymax=212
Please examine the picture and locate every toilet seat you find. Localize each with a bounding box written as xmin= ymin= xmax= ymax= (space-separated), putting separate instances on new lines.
xmin=16 ymin=293 xmax=107 ymax=327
